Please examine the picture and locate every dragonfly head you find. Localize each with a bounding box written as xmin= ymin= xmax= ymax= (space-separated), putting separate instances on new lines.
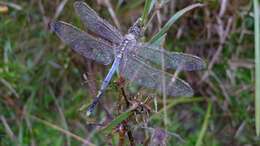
xmin=128 ymin=18 xmax=143 ymax=39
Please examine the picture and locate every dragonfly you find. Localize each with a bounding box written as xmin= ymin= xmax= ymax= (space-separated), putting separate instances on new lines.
xmin=50 ymin=1 xmax=206 ymax=116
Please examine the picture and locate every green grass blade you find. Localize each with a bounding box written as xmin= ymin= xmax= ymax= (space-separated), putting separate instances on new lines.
xmin=195 ymin=102 xmax=212 ymax=146
xmin=148 ymin=0 xmax=156 ymax=13
xmin=149 ymin=3 xmax=204 ymax=44
xmin=254 ymin=0 xmax=260 ymax=136
xmin=153 ymin=33 xmax=167 ymax=46
xmin=101 ymin=110 xmax=132 ymax=135
xmin=141 ymin=0 xmax=154 ymax=26
xmin=150 ymin=97 xmax=204 ymax=120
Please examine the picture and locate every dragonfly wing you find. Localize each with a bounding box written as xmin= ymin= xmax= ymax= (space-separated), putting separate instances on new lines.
xmin=133 ymin=43 xmax=206 ymax=71
xmin=50 ymin=21 xmax=114 ymax=65
xmin=119 ymin=55 xmax=194 ymax=97
xmin=74 ymin=1 xmax=123 ymax=45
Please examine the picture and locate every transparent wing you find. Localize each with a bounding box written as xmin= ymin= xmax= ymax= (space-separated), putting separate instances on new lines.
xmin=133 ymin=43 xmax=206 ymax=71
xmin=50 ymin=21 xmax=114 ymax=65
xmin=119 ymin=55 xmax=194 ymax=97
xmin=74 ymin=1 xmax=123 ymax=45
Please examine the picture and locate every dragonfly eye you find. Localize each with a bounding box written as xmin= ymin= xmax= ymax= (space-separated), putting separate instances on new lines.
xmin=128 ymin=19 xmax=143 ymax=38
xmin=128 ymin=27 xmax=142 ymax=38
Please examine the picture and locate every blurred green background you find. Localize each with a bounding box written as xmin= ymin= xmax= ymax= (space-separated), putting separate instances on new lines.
xmin=0 ymin=0 xmax=258 ymax=145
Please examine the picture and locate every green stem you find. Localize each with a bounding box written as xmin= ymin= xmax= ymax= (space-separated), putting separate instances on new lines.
xmin=195 ymin=102 xmax=212 ymax=146
xmin=254 ymin=0 xmax=260 ymax=136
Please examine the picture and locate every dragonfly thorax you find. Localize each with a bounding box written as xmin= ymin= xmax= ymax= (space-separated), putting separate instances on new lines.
xmin=124 ymin=33 xmax=136 ymax=41
xmin=116 ymin=34 xmax=137 ymax=58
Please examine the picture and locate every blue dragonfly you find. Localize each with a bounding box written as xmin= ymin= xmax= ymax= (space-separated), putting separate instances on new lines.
xmin=50 ymin=1 xmax=206 ymax=116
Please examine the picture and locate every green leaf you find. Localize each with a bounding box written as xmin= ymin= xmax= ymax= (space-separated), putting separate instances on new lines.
xmin=149 ymin=3 xmax=204 ymax=43
xmin=101 ymin=110 xmax=132 ymax=135
xmin=141 ymin=0 xmax=155 ymax=26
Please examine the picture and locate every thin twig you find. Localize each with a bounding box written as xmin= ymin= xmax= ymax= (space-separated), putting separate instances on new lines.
xmin=126 ymin=126 xmax=135 ymax=146
xmin=0 ymin=115 xmax=17 ymax=142
xmin=54 ymin=0 xmax=69 ymax=19
xmin=201 ymin=0 xmax=233 ymax=81
xmin=103 ymin=0 xmax=121 ymax=30
xmin=0 ymin=78 xmax=19 ymax=98
xmin=121 ymin=87 xmax=130 ymax=107
xmin=155 ymin=5 xmax=169 ymax=128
